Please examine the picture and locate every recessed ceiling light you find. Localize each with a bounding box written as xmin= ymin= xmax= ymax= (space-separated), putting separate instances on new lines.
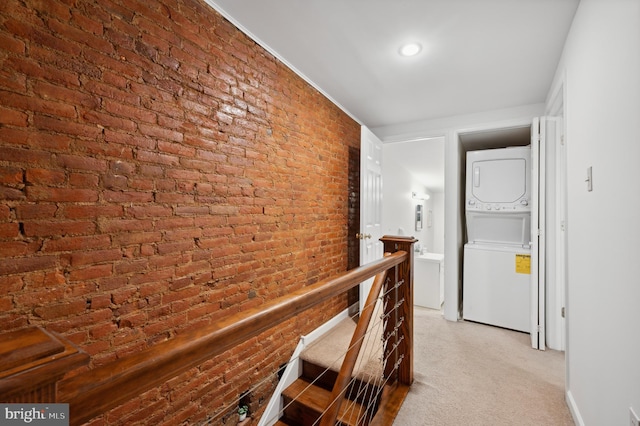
xmin=399 ymin=43 xmax=422 ymax=57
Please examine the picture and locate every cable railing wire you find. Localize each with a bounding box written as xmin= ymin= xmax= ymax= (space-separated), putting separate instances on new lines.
xmin=202 ymin=244 xmax=413 ymax=426
xmin=303 ymin=278 xmax=408 ymax=425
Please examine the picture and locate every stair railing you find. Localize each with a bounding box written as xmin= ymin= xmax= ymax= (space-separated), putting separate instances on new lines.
xmin=319 ymin=266 xmax=389 ymax=425
xmin=319 ymin=236 xmax=416 ymax=426
xmin=0 ymin=235 xmax=415 ymax=425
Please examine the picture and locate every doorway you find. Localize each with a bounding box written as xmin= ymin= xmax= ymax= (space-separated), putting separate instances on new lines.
xmin=457 ymin=121 xmax=565 ymax=351
xmin=380 ymin=137 xmax=446 ymax=315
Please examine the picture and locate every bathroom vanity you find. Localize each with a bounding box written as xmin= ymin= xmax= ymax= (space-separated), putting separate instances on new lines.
xmin=414 ymin=252 xmax=444 ymax=309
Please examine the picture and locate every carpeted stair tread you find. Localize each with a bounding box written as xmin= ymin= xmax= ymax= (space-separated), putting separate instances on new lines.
xmin=300 ymin=312 xmax=383 ymax=384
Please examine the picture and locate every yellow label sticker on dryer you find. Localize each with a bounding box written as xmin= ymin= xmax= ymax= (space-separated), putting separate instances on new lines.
xmin=515 ymin=254 xmax=531 ymax=274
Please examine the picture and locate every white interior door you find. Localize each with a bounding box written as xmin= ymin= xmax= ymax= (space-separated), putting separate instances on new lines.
xmin=359 ymin=126 xmax=384 ymax=313
xmin=532 ymin=116 xmax=564 ymax=350
xmin=531 ymin=117 xmax=546 ymax=350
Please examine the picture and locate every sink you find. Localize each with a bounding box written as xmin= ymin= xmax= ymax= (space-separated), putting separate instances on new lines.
xmin=417 ymin=252 xmax=444 ymax=262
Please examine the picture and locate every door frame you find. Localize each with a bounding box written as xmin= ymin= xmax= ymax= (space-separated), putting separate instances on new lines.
xmin=546 ymin=80 xmax=567 ymax=353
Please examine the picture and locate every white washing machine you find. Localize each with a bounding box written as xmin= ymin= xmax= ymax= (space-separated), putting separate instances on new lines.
xmin=463 ymin=243 xmax=530 ymax=332
xmin=463 ymin=146 xmax=532 ymax=332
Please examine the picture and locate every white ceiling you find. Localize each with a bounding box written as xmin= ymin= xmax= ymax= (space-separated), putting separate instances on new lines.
xmin=205 ymin=0 xmax=579 ymax=130
xmin=205 ymin=0 xmax=579 ymax=193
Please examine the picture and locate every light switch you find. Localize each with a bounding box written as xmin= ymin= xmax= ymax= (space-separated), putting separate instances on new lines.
xmin=586 ymin=166 xmax=593 ymax=192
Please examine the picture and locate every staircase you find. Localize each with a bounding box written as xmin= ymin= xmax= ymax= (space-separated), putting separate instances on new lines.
xmin=266 ymin=235 xmax=416 ymax=426
xmin=276 ymin=356 xmax=382 ymax=425
xmin=275 ymin=317 xmax=384 ymax=426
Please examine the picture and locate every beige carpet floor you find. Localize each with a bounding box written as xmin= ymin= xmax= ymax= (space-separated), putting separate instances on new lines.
xmin=394 ymin=307 xmax=574 ymax=425
xmin=301 ymin=306 xmax=574 ymax=425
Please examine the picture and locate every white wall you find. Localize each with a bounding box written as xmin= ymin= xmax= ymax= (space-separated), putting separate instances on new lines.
xmin=430 ymin=192 xmax=445 ymax=254
xmin=552 ymin=0 xmax=640 ymax=424
xmin=381 ymin=145 xmax=436 ymax=252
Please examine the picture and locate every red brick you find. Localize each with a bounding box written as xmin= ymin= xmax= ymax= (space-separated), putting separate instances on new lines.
xmin=33 ymin=299 xmax=87 ymax=320
xmin=90 ymin=322 xmax=118 ymax=340
xmin=0 ymin=241 xmax=41 ymax=257
xmin=25 ymin=168 xmax=65 ymax=185
xmin=57 ymin=154 xmax=108 ymax=172
xmin=0 ymin=32 xmax=26 ymax=54
xmin=0 ymin=68 xmax=26 ymax=93
xmin=103 ymin=190 xmax=154 ymax=203
xmin=0 ymin=126 xmax=30 ymax=146
xmin=0 ymin=166 xmax=23 ymax=186
xmin=42 ymin=235 xmax=111 ymax=252
xmin=69 ymin=172 xmax=99 ymax=188
xmin=157 ymin=240 xmax=194 ymax=255
xmin=23 ymin=220 xmax=96 ymax=237
xmin=155 ymin=192 xmax=194 ymax=204
xmin=26 ymin=186 xmax=98 ymax=202
xmin=33 ymin=114 xmax=101 ymax=138
xmin=99 ymin=219 xmax=153 ymax=233
xmin=0 ymin=255 xmax=57 ymax=275
xmin=32 ymin=80 xmax=100 ymax=109
xmin=68 ymin=264 xmax=112 ymax=281
xmin=83 ymin=110 xmax=137 ymax=132
xmin=0 ymin=106 xmax=28 ymax=127
xmin=0 ymin=275 xmax=23 ymax=294
xmin=114 ymin=258 xmax=149 ymax=275
xmin=61 ymin=205 xmax=124 ymax=219
xmin=136 ymin=149 xmax=180 ymax=166
xmin=30 ymin=132 xmax=73 ymax=152
xmin=126 ymin=205 xmax=172 ymax=218
xmin=0 ymin=205 xmax=9 ymax=221
xmin=82 ymin=78 xmax=141 ymax=105
xmin=139 ymin=123 xmax=184 ymax=144
xmin=32 ymin=96 xmax=79 ymax=118
xmin=103 ymin=99 xmax=157 ymax=124
xmin=71 ymin=249 xmax=122 ymax=267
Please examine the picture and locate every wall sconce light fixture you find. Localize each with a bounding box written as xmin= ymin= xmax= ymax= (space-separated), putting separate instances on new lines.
xmin=412 ymin=191 xmax=430 ymax=201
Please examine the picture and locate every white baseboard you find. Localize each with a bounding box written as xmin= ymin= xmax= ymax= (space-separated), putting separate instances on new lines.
xmin=258 ymin=308 xmax=350 ymax=426
xmin=566 ymin=389 xmax=585 ymax=426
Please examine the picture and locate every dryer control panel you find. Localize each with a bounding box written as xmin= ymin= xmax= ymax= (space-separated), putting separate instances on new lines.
xmin=466 ymin=198 xmax=530 ymax=212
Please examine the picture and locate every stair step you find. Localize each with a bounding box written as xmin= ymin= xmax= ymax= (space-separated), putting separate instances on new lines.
xmin=282 ymin=378 xmax=369 ymax=426
xmin=302 ymin=360 xmax=381 ymax=408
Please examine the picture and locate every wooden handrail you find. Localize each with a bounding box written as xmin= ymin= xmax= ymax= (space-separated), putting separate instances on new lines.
xmin=58 ymin=250 xmax=408 ymax=425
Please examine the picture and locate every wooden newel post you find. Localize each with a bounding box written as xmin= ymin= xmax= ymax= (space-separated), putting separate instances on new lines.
xmin=380 ymin=235 xmax=417 ymax=387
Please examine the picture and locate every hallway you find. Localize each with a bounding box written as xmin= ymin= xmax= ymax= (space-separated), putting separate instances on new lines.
xmin=394 ymin=307 xmax=573 ymax=425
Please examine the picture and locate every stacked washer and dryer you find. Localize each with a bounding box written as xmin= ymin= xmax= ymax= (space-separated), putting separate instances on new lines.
xmin=463 ymin=146 xmax=532 ymax=333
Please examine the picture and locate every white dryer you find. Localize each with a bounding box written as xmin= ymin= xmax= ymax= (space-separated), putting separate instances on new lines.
xmin=465 ymin=146 xmax=531 ymax=245
xmin=463 ymin=146 xmax=532 ymax=333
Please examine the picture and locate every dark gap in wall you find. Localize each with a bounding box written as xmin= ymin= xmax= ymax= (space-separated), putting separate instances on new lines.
xmin=347 ymin=146 xmax=361 ymax=311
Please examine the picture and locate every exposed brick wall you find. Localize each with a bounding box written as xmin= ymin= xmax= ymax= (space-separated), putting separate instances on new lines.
xmin=0 ymin=0 xmax=360 ymax=423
